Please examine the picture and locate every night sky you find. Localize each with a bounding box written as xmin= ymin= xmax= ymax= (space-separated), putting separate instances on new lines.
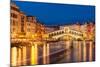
xmin=12 ymin=1 xmax=95 ymax=25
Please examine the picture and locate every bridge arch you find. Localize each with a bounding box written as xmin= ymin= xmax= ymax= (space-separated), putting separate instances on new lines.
xmin=46 ymin=27 xmax=84 ymax=41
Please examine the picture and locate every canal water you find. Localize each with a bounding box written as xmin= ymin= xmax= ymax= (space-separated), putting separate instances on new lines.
xmin=11 ymin=40 xmax=95 ymax=66
xmin=55 ymin=41 xmax=95 ymax=63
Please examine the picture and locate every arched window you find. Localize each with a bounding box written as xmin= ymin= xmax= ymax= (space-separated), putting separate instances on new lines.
xmin=60 ymin=31 xmax=64 ymax=34
xmin=56 ymin=32 xmax=59 ymax=35
xmin=54 ymin=33 xmax=56 ymax=36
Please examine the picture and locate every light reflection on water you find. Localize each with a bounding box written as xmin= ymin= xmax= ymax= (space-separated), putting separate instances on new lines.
xmin=11 ymin=40 xmax=95 ymax=66
xmin=47 ymin=41 xmax=95 ymax=63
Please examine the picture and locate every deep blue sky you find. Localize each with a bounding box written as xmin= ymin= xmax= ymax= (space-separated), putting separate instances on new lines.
xmin=12 ymin=1 xmax=95 ymax=25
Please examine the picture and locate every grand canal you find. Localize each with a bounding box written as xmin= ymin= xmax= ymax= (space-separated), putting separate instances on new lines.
xmin=11 ymin=40 xmax=95 ymax=66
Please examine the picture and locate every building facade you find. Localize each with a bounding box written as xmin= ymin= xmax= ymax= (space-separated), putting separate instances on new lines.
xmin=11 ymin=3 xmax=46 ymax=41
xmin=11 ymin=3 xmax=21 ymax=38
xmin=26 ymin=16 xmax=37 ymax=39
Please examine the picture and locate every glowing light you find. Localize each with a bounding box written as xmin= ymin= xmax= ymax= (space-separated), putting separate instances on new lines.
xmin=22 ymin=46 xmax=26 ymax=65
xmin=11 ymin=47 xmax=17 ymax=66
xmin=31 ymin=45 xmax=35 ymax=65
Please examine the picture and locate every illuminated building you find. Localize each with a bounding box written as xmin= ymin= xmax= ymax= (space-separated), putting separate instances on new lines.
xmin=34 ymin=22 xmax=46 ymax=41
xmin=11 ymin=3 xmax=45 ymax=40
xmin=86 ymin=22 xmax=95 ymax=40
xmin=26 ymin=16 xmax=37 ymax=39
xmin=11 ymin=3 xmax=27 ymax=39
xmin=11 ymin=3 xmax=20 ymax=38
xmin=10 ymin=3 xmax=47 ymax=66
